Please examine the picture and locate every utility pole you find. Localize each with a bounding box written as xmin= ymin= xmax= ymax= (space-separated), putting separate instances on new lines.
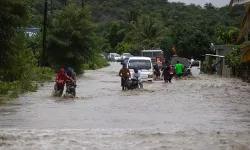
xmin=246 ymin=20 xmax=249 ymax=42
xmin=82 ymin=0 xmax=84 ymax=8
xmin=42 ymin=0 xmax=48 ymax=66
xmin=50 ymin=0 xmax=53 ymax=14
xmin=245 ymin=3 xmax=248 ymax=42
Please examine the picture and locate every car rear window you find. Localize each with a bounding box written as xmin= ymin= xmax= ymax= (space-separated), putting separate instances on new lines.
xmin=128 ymin=60 xmax=151 ymax=70
xmin=142 ymin=52 xmax=152 ymax=57
xmin=152 ymin=51 xmax=162 ymax=57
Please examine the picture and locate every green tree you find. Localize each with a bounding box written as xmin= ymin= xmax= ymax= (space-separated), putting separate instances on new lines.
xmin=0 ymin=0 xmax=31 ymax=80
xmin=216 ymin=23 xmax=239 ymax=45
xmin=107 ymin=21 xmax=126 ymax=50
xmin=229 ymin=0 xmax=250 ymax=62
xmin=47 ymin=4 xmax=96 ymax=74
xmin=171 ymin=20 xmax=214 ymax=59
xmin=125 ymin=15 xmax=165 ymax=49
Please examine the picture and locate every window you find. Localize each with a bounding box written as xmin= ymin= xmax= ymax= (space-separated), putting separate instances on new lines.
xmin=128 ymin=60 xmax=151 ymax=70
xmin=123 ymin=53 xmax=131 ymax=57
xmin=191 ymin=61 xmax=200 ymax=67
xmin=142 ymin=52 xmax=152 ymax=57
xmin=152 ymin=51 xmax=163 ymax=57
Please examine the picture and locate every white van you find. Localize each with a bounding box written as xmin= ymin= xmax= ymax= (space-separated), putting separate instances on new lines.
xmin=127 ymin=57 xmax=154 ymax=82
xmin=189 ymin=60 xmax=201 ymax=76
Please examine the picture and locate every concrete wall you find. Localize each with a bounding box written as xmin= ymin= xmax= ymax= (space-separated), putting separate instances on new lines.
xmin=222 ymin=65 xmax=231 ymax=78
xmin=211 ymin=45 xmax=235 ymax=78
xmin=216 ymin=48 xmax=233 ymax=56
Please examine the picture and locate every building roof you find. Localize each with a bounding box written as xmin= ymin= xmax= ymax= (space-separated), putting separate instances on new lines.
xmin=20 ymin=28 xmax=40 ymax=33
xmin=129 ymin=57 xmax=151 ymax=60
xmin=205 ymin=54 xmax=225 ymax=58
xmin=142 ymin=50 xmax=163 ymax=52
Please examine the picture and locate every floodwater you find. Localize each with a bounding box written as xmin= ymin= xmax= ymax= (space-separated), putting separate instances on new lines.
xmin=0 ymin=62 xmax=250 ymax=150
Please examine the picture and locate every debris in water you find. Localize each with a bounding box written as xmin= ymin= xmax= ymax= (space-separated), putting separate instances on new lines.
xmin=182 ymin=76 xmax=197 ymax=80
xmin=143 ymin=89 xmax=155 ymax=93
xmin=63 ymin=94 xmax=75 ymax=99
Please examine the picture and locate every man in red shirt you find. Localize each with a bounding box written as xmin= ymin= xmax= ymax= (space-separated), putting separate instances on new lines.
xmin=54 ymin=68 xmax=73 ymax=94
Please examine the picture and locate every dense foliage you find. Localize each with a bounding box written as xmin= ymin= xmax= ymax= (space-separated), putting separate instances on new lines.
xmin=47 ymin=4 xmax=98 ymax=74
xmin=29 ymin=0 xmax=246 ymax=60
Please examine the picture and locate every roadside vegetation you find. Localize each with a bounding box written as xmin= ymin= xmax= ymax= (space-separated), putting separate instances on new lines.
xmin=1 ymin=0 xmax=250 ymax=101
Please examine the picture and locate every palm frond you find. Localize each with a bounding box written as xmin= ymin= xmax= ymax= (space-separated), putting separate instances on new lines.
xmin=237 ymin=4 xmax=250 ymax=42
xmin=240 ymin=41 xmax=250 ymax=62
xmin=242 ymin=49 xmax=250 ymax=62
xmin=229 ymin=0 xmax=250 ymax=7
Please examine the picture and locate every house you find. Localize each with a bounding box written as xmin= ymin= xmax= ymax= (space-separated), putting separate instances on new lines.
xmin=20 ymin=28 xmax=40 ymax=37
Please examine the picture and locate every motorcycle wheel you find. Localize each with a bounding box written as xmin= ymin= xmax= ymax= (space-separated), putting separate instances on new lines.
xmin=72 ymin=89 xmax=76 ymax=97
xmin=59 ymin=90 xmax=63 ymax=96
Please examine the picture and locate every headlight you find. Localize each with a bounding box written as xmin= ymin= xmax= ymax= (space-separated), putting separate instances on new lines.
xmin=148 ymin=72 xmax=153 ymax=78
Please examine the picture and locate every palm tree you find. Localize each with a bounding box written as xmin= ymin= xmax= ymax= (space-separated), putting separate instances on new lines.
xmin=229 ymin=0 xmax=250 ymax=62
xmin=125 ymin=16 xmax=165 ymax=49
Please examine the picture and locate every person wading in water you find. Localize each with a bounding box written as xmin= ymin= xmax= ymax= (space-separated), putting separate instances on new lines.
xmin=163 ymin=63 xmax=173 ymax=83
xmin=175 ymin=61 xmax=184 ymax=79
xmin=119 ymin=63 xmax=131 ymax=90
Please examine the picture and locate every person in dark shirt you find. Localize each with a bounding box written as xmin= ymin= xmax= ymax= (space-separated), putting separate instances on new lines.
xmin=119 ymin=63 xmax=131 ymax=90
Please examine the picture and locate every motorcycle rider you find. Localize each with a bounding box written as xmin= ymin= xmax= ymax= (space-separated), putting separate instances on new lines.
xmin=119 ymin=63 xmax=131 ymax=90
xmin=54 ymin=68 xmax=73 ymax=94
xmin=66 ymin=68 xmax=77 ymax=92
xmin=154 ymin=64 xmax=160 ymax=78
xmin=67 ymin=68 xmax=76 ymax=80
xmin=131 ymin=68 xmax=143 ymax=89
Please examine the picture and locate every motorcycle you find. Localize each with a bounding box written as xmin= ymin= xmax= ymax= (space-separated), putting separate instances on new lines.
xmin=66 ymin=80 xmax=76 ymax=97
xmin=128 ymin=78 xmax=140 ymax=90
xmin=54 ymin=84 xmax=64 ymax=96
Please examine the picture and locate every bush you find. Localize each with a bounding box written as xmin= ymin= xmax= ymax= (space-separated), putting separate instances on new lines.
xmin=89 ymin=62 xmax=98 ymax=70
xmin=201 ymin=61 xmax=208 ymax=73
xmin=88 ymin=54 xmax=110 ymax=70
xmin=82 ymin=64 xmax=89 ymax=71
xmin=0 ymin=66 xmax=53 ymax=98
xmin=35 ymin=67 xmax=54 ymax=82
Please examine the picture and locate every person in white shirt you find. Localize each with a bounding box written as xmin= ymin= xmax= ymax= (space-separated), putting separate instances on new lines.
xmin=131 ymin=68 xmax=143 ymax=88
xmin=190 ymin=58 xmax=194 ymax=65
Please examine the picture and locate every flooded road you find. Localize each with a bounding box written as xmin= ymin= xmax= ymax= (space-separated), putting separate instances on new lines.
xmin=0 ymin=62 xmax=250 ymax=149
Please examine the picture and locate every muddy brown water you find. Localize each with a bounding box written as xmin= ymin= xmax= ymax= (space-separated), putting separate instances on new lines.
xmin=0 ymin=62 xmax=250 ymax=150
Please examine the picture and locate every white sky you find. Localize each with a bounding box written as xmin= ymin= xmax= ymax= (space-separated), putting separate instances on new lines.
xmin=168 ymin=0 xmax=229 ymax=7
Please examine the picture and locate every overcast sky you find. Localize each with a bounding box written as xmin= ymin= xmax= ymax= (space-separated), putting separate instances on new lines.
xmin=168 ymin=0 xmax=229 ymax=7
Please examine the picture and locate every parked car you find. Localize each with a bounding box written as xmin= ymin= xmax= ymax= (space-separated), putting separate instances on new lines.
xmin=121 ymin=53 xmax=132 ymax=60
xmin=121 ymin=57 xmax=130 ymax=65
xmin=108 ymin=53 xmax=121 ymax=62
xmin=127 ymin=57 xmax=154 ymax=82
xmin=189 ymin=60 xmax=201 ymax=76
xmin=108 ymin=53 xmax=116 ymax=60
